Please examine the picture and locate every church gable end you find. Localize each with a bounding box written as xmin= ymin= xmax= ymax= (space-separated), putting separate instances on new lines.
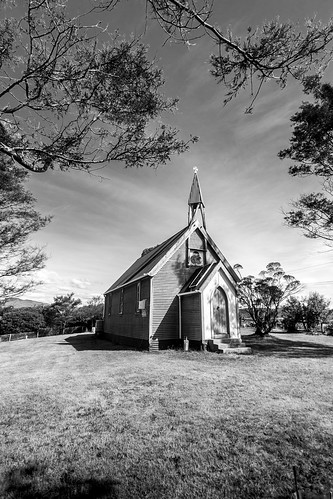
xmin=152 ymin=237 xmax=198 ymax=346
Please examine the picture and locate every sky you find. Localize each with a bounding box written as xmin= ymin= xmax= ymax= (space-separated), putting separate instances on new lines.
xmin=21 ymin=0 xmax=333 ymax=305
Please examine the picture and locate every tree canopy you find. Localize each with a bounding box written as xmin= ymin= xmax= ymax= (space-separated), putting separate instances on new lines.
xmin=0 ymin=154 xmax=50 ymax=302
xmin=281 ymin=291 xmax=330 ymax=332
xmin=0 ymin=0 xmax=195 ymax=173
xmin=44 ymin=293 xmax=82 ymax=333
xmin=279 ymin=76 xmax=333 ymax=243
xmin=238 ymin=262 xmax=301 ymax=335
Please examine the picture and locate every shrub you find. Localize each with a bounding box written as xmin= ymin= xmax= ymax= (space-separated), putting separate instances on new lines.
xmin=0 ymin=307 xmax=46 ymax=335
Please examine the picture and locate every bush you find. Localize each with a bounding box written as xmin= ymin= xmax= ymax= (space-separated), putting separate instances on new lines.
xmin=0 ymin=307 xmax=46 ymax=335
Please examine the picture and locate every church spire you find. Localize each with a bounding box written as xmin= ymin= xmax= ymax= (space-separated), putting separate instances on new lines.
xmin=188 ymin=167 xmax=206 ymax=229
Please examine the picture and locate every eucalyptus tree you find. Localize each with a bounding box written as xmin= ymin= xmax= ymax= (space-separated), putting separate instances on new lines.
xmin=238 ymin=262 xmax=301 ymax=336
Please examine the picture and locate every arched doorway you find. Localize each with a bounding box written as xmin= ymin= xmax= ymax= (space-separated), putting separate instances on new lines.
xmin=211 ymin=287 xmax=229 ymax=337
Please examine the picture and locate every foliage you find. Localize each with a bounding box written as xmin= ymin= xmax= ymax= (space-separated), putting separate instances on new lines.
xmin=0 ymin=306 xmax=46 ymax=335
xmin=148 ymin=0 xmax=333 ymax=111
xmin=281 ymin=291 xmax=331 ymax=332
xmin=281 ymin=296 xmax=303 ymax=332
xmin=301 ymin=291 xmax=331 ymax=331
xmin=73 ymin=296 xmax=104 ymax=327
xmin=44 ymin=293 xmax=82 ymax=332
xmin=0 ymin=154 xmax=50 ymax=301
xmin=238 ymin=262 xmax=301 ymax=335
xmin=42 ymin=294 xmax=104 ymax=332
xmin=279 ymin=76 xmax=333 ymax=242
xmin=0 ymin=0 xmax=195 ymax=173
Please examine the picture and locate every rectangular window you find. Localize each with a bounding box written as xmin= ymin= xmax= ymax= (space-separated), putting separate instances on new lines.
xmin=108 ymin=294 xmax=112 ymax=316
xmin=136 ymin=282 xmax=141 ymax=313
xmin=119 ymin=289 xmax=124 ymax=315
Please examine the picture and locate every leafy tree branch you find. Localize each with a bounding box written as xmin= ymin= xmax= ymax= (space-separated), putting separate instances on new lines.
xmin=0 ymin=0 xmax=196 ymax=173
xmin=279 ymin=76 xmax=333 ymax=243
xmin=0 ymin=154 xmax=50 ymax=301
xmin=147 ymin=0 xmax=333 ymax=111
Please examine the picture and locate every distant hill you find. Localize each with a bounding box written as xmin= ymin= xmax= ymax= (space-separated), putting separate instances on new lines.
xmin=5 ymin=298 xmax=49 ymax=309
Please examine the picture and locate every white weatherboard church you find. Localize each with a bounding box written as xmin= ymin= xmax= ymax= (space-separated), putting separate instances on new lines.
xmin=102 ymin=170 xmax=250 ymax=354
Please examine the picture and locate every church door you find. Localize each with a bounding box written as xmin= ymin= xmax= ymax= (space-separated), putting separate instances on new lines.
xmin=211 ymin=287 xmax=229 ymax=337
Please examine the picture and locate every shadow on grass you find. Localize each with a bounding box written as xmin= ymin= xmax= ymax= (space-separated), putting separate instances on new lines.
xmin=62 ymin=333 xmax=142 ymax=352
xmin=1 ymin=463 xmax=119 ymax=498
xmin=242 ymin=334 xmax=333 ymax=358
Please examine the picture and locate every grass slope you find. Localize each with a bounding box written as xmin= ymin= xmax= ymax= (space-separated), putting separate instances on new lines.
xmin=0 ymin=333 xmax=332 ymax=498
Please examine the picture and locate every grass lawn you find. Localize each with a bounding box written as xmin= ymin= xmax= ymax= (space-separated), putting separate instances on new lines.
xmin=0 ymin=332 xmax=333 ymax=498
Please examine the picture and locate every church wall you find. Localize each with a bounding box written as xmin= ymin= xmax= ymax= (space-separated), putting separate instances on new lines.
xmin=103 ymin=278 xmax=150 ymax=348
xmin=152 ymin=243 xmax=196 ymax=344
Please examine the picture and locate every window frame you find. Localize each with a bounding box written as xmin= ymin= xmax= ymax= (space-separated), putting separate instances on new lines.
xmin=118 ymin=288 xmax=124 ymax=315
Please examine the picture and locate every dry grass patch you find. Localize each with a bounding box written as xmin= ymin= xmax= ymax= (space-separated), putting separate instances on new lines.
xmin=0 ymin=333 xmax=332 ymax=498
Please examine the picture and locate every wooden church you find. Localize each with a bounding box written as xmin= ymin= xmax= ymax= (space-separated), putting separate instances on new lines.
xmin=102 ymin=170 xmax=248 ymax=352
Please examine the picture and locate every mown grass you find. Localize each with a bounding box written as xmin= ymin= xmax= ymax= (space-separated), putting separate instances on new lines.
xmin=0 ymin=332 xmax=333 ymax=498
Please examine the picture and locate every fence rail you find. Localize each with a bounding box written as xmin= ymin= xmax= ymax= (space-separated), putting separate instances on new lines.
xmin=0 ymin=326 xmax=88 ymax=342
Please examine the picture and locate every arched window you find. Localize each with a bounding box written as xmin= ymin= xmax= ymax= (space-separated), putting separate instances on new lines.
xmin=211 ymin=287 xmax=229 ymax=336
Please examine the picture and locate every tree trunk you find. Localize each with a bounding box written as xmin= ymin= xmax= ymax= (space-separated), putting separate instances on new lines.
xmin=255 ymin=326 xmax=268 ymax=337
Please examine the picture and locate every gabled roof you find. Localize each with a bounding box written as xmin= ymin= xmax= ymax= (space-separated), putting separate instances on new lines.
xmin=105 ymin=220 xmax=240 ymax=294
xmin=105 ymin=224 xmax=191 ymax=293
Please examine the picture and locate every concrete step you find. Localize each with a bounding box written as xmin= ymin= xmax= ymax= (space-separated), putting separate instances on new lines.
xmin=212 ymin=339 xmax=245 ymax=348
xmin=207 ymin=339 xmax=251 ymax=353
xmin=217 ymin=346 xmax=252 ymax=355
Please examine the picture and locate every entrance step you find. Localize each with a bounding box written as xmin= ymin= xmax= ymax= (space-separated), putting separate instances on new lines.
xmin=217 ymin=346 xmax=252 ymax=355
xmin=207 ymin=339 xmax=252 ymax=355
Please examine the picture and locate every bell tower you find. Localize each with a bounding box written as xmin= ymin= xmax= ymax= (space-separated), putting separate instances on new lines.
xmin=188 ymin=167 xmax=206 ymax=229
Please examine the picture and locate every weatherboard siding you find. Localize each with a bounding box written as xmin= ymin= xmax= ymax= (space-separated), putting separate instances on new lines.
xmin=152 ymin=244 xmax=197 ymax=341
xmin=151 ymin=234 xmax=219 ymax=342
xmin=181 ymin=293 xmax=202 ymax=341
xmin=103 ymin=278 xmax=150 ymax=342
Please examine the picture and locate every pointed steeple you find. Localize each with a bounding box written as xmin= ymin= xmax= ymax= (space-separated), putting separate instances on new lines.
xmin=188 ymin=167 xmax=206 ymax=229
